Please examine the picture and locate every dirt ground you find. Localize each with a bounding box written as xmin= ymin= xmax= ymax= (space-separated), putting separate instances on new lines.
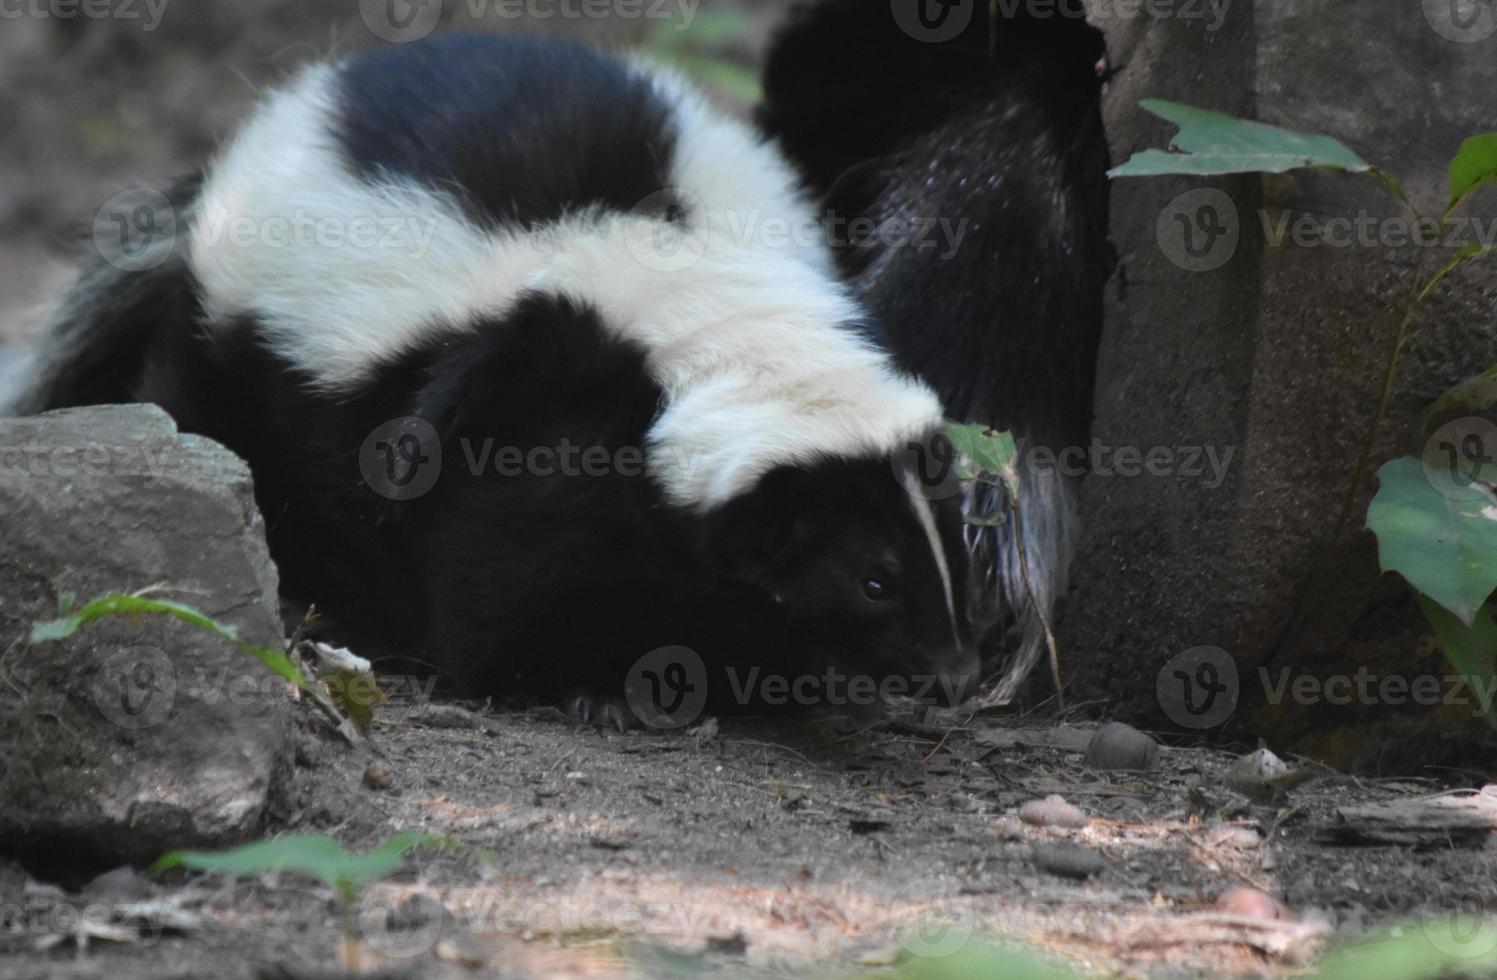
xmin=4 ymin=680 xmax=1495 ymax=980
xmin=4 ymin=8 xmax=1496 ymax=979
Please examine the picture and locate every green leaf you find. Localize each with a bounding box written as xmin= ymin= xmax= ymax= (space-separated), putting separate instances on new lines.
xmin=1419 ymin=364 xmax=1497 ymax=443
xmin=152 ymin=831 xmax=430 ymax=893
xmin=321 ymin=665 xmax=387 ymax=737
xmin=30 ymin=593 xmax=307 ymax=690
xmin=1309 ymin=920 xmax=1497 ymax=980
xmin=945 ymin=424 xmax=1018 ymax=486
xmin=1110 ymin=100 xmax=1371 ymax=178
xmin=1367 ymin=458 xmax=1497 ymax=625
xmin=1448 ymin=133 xmax=1497 ymax=212
xmin=1417 ymin=596 xmax=1497 ymax=727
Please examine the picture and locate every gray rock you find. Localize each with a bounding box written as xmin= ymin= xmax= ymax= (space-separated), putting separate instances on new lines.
xmin=1031 ymin=842 xmax=1106 ymax=880
xmin=1084 ymin=721 xmax=1159 ymax=771
xmin=1017 ymin=794 xmax=1090 ymax=829
xmin=0 ymin=404 xmax=292 ymax=867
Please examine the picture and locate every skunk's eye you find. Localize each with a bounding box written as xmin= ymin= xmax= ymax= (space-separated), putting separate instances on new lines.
xmin=862 ymin=578 xmax=891 ymax=602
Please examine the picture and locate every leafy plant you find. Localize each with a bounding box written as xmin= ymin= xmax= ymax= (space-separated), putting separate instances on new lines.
xmin=1112 ymin=101 xmax=1497 ymax=717
xmin=30 ymin=589 xmax=380 ymax=741
xmin=31 ymin=591 xmax=307 ymax=689
xmin=1110 ymin=99 xmax=1374 ymax=178
xmin=863 ymin=922 xmax=1497 ymax=980
xmin=153 ymin=831 xmax=450 ymax=970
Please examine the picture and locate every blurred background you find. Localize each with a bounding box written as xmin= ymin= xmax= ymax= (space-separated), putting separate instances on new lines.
xmin=0 ymin=0 xmax=776 ymax=347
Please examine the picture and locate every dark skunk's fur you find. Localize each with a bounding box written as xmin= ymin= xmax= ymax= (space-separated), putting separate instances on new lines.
xmin=13 ymin=34 xmax=981 ymax=715
xmin=759 ymin=0 xmax=1116 ymax=699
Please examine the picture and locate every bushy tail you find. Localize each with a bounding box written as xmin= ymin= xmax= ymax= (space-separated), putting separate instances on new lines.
xmin=967 ymin=465 xmax=1079 ymax=706
xmin=8 ymin=176 xmax=199 ymax=416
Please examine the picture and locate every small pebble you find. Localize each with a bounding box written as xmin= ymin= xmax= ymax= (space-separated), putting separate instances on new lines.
xmin=1018 ymin=794 xmax=1090 ymax=829
xmin=82 ymin=866 xmax=152 ymax=900
xmin=1227 ymin=748 xmax=1291 ymax=802
xmin=1084 ymin=721 xmax=1159 ymax=771
xmin=1214 ymin=885 xmax=1290 ymax=920
xmin=1206 ymin=825 xmax=1262 ymax=849
xmin=1031 ymin=842 xmax=1106 ymax=879
xmin=363 ymin=763 xmax=393 ymax=791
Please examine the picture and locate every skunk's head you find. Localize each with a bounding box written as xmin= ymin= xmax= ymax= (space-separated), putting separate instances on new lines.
xmin=706 ymin=434 xmax=979 ymax=705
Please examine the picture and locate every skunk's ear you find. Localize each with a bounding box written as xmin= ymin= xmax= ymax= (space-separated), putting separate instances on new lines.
xmin=699 ymin=467 xmax=810 ymax=589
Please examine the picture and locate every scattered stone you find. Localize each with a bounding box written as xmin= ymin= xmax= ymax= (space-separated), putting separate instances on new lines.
xmin=362 ymin=764 xmax=393 ymax=792
xmin=1214 ymin=885 xmax=1291 ymax=921
xmin=1032 ymin=842 xmax=1106 ymax=879
xmin=1018 ymin=795 xmax=1090 ymax=829
xmin=1227 ymin=748 xmax=1300 ymax=803
xmin=705 ymin=933 xmax=749 ymax=956
xmin=849 ymin=817 xmax=893 ymax=834
xmin=0 ymin=405 xmax=292 ymax=869
xmin=82 ymin=866 xmax=154 ymax=901
xmin=1084 ymin=721 xmax=1159 ymax=771
xmin=1206 ymin=825 xmax=1263 ymax=850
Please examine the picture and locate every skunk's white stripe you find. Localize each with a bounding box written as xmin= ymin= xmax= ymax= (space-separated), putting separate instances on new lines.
xmin=188 ymin=61 xmax=942 ymax=510
xmin=904 ymin=479 xmax=960 ymax=648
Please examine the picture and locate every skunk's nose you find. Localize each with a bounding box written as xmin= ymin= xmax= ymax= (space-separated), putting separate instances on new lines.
xmin=921 ymin=647 xmax=982 ymax=706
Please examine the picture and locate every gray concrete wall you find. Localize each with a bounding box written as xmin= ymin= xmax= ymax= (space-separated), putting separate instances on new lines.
xmin=1060 ymin=0 xmax=1497 ymax=766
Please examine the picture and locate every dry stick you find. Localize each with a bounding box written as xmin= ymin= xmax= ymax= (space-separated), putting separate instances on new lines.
xmin=1329 ymin=247 xmax=1432 ymax=539
xmin=921 ymin=728 xmax=954 ymax=764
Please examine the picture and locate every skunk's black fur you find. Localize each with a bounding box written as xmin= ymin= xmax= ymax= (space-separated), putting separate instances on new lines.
xmin=14 ymin=33 xmax=980 ymax=712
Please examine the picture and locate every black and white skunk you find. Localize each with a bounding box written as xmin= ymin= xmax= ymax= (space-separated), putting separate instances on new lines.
xmin=760 ymin=0 xmax=1115 ymax=701
xmin=12 ymin=33 xmax=981 ymax=711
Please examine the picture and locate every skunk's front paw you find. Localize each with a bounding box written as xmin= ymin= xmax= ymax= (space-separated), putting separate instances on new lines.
xmin=565 ymin=692 xmax=640 ymax=733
